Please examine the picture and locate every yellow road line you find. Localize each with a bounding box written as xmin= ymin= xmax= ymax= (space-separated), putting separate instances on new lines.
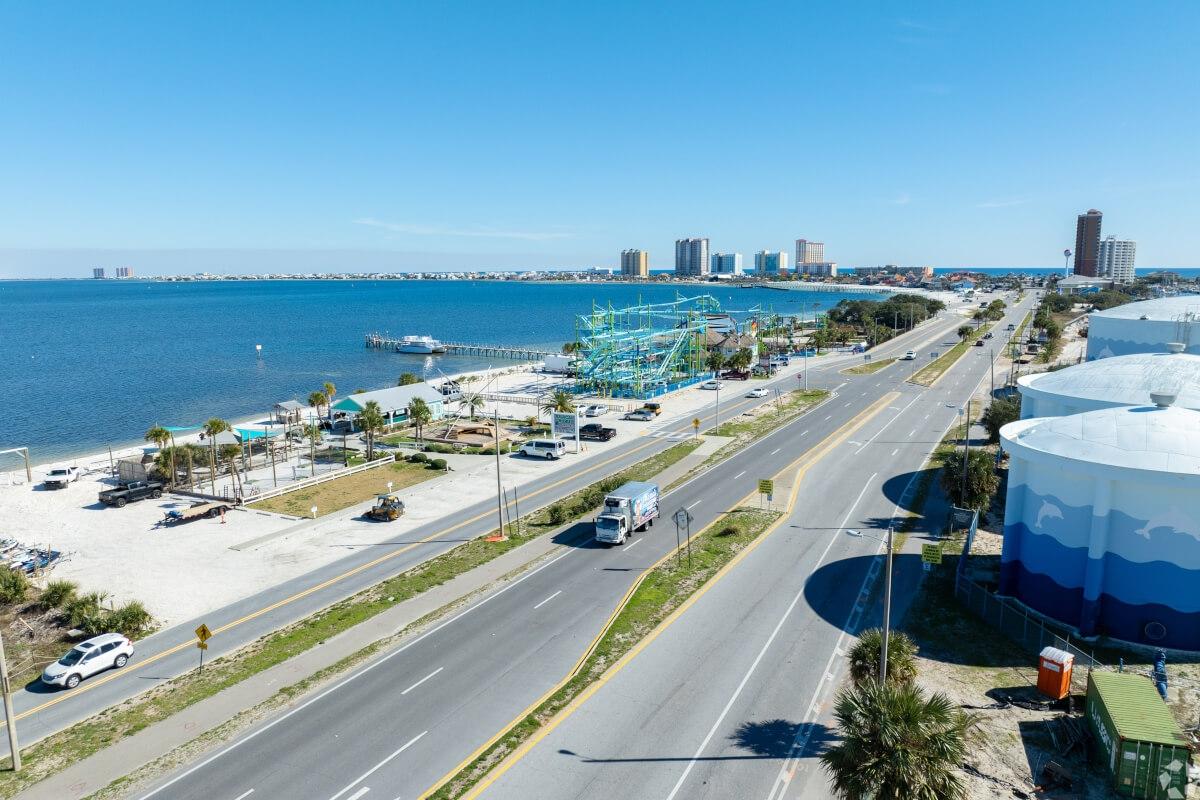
xmin=430 ymin=391 xmax=899 ymax=799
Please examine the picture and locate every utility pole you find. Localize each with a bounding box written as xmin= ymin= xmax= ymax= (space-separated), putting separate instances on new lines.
xmin=879 ymin=525 xmax=893 ymax=684
xmin=961 ymin=400 xmax=972 ymax=504
xmin=493 ymin=409 xmax=506 ymax=540
xmin=0 ymin=632 xmax=19 ymax=771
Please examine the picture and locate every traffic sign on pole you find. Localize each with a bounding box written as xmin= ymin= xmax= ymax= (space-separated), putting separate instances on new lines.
xmin=921 ymin=543 xmax=943 ymax=565
xmin=758 ymin=479 xmax=774 ymax=496
xmin=194 ymin=624 xmax=212 ymax=643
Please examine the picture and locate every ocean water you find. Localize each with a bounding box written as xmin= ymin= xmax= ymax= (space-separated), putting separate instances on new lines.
xmin=0 ymin=280 xmax=883 ymax=464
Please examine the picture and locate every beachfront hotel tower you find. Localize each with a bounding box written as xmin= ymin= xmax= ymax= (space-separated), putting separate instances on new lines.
xmin=1073 ymin=209 xmax=1103 ymax=277
xmin=620 ymin=249 xmax=649 ymax=277
xmin=710 ymin=253 xmax=743 ymax=275
xmin=675 ymin=238 xmax=710 ymax=277
xmin=1097 ymin=236 xmax=1136 ymax=283
xmin=795 ymin=239 xmax=825 ymax=265
xmin=754 ymin=250 xmax=789 ymax=276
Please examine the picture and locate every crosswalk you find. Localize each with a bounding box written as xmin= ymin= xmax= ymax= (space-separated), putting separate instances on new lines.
xmin=648 ymin=429 xmax=692 ymax=441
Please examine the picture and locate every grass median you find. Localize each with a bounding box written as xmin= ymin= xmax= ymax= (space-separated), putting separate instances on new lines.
xmin=840 ymin=357 xmax=895 ymax=375
xmin=0 ymin=441 xmax=702 ymax=798
xmin=910 ymin=324 xmax=992 ymax=386
xmin=429 ymin=506 xmax=782 ymax=799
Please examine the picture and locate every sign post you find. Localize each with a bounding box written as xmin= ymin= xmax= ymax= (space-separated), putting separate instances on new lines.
xmin=921 ymin=543 xmax=943 ymax=572
xmin=692 ymin=417 xmax=700 ymax=438
xmin=758 ymin=479 xmax=774 ymax=509
xmin=195 ymin=624 xmax=212 ymax=674
xmin=672 ymin=507 xmax=693 ymax=568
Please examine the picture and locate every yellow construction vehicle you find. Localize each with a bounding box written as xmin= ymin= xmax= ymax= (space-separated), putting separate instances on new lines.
xmin=365 ymin=493 xmax=405 ymax=522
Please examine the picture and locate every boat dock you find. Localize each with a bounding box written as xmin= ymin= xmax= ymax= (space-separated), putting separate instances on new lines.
xmin=364 ymin=333 xmax=555 ymax=361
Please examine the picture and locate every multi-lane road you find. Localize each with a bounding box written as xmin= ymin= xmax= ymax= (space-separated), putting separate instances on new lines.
xmin=124 ymin=293 xmax=1031 ymax=800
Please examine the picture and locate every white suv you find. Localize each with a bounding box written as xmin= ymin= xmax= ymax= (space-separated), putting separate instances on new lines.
xmin=42 ymin=633 xmax=134 ymax=689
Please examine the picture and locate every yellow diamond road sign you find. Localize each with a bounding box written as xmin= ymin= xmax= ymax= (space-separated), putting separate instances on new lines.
xmin=195 ymin=624 xmax=213 ymax=643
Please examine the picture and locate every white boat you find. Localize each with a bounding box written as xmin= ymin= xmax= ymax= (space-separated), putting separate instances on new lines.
xmin=395 ymin=335 xmax=446 ymax=354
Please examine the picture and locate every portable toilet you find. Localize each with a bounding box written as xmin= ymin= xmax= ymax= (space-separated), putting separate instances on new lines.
xmin=1086 ymin=671 xmax=1191 ymax=798
xmin=1036 ymin=646 xmax=1074 ymax=700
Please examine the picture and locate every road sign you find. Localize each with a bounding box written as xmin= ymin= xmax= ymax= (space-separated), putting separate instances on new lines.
xmin=196 ymin=641 xmax=209 ymax=651
xmin=863 ymin=354 xmax=872 ymax=362
xmin=921 ymin=543 xmax=943 ymax=565
xmin=758 ymin=479 xmax=774 ymax=495
xmin=692 ymin=417 xmax=700 ymax=431
xmin=673 ymin=508 xmax=693 ymax=527
xmin=194 ymin=624 xmax=212 ymax=643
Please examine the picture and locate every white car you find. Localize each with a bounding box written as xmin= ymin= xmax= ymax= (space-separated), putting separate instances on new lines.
xmin=903 ymin=350 xmax=916 ymax=361
xmin=583 ymin=405 xmax=608 ymax=417
xmin=746 ymin=387 xmax=770 ymax=398
xmin=699 ymin=380 xmax=725 ymax=390
xmin=43 ymin=466 xmax=80 ymax=489
xmin=42 ymin=633 xmax=134 ymax=689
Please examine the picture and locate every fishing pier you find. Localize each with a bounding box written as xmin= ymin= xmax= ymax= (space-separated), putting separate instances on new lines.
xmin=364 ymin=333 xmax=555 ymax=361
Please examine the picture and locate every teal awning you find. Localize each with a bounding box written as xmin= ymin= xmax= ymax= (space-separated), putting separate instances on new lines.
xmin=235 ymin=428 xmax=282 ymax=440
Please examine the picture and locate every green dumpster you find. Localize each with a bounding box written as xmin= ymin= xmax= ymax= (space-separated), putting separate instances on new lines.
xmin=1086 ymin=671 xmax=1191 ymax=798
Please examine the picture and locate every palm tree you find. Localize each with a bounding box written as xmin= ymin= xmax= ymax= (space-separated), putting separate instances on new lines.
xmin=219 ymin=443 xmax=244 ymax=499
xmin=461 ymin=391 xmax=486 ymax=420
xmin=202 ymin=418 xmax=231 ymax=493
xmin=821 ymin=681 xmax=978 ymax=800
xmin=308 ymin=390 xmax=328 ymax=420
xmin=706 ymin=350 xmax=726 ymax=377
xmin=397 ymin=372 xmax=422 ymax=386
xmin=729 ymin=347 xmax=754 ymax=372
xmin=323 ymin=381 xmax=337 ymax=418
xmin=957 ymin=324 xmax=974 ymax=342
xmin=846 ymin=628 xmax=918 ymax=688
xmin=302 ymin=423 xmax=322 ymax=475
xmin=356 ymin=400 xmax=386 ymax=461
xmin=144 ymin=425 xmax=173 ymax=485
xmin=408 ymin=397 xmax=432 ymax=444
xmin=539 ymin=389 xmax=575 ymax=417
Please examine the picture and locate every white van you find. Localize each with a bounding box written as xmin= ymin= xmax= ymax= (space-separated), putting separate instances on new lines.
xmin=520 ymin=439 xmax=567 ymax=460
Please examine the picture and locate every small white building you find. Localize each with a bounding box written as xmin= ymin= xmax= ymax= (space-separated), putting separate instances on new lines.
xmin=329 ymin=384 xmax=445 ymax=431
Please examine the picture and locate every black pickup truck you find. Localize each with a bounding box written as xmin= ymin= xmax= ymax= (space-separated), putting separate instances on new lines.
xmin=579 ymin=423 xmax=617 ymax=441
xmin=99 ymin=480 xmax=164 ymax=508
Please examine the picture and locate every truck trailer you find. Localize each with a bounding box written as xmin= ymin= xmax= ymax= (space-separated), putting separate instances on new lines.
xmin=595 ymin=481 xmax=659 ymax=545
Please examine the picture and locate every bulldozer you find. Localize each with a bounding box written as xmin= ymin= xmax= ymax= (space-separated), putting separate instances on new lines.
xmin=365 ymin=493 xmax=405 ymax=522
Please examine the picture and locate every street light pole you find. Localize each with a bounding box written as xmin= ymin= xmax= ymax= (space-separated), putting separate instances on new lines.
xmin=494 ymin=409 xmax=506 ymax=539
xmin=961 ymin=399 xmax=972 ymax=504
xmin=880 ymin=525 xmax=893 ymax=683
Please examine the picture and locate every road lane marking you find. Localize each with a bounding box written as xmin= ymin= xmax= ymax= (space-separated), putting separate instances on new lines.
xmin=823 ymin=415 xmax=832 ymax=421
xmin=401 ymin=668 xmax=444 ymax=696
xmin=533 ymin=590 xmax=562 ymax=610
xmin=448 ymin=393 xmax=902 ymax=800
xmin=663 ymin=476 xmax=877 ymax=800
xmin=623 ymin=539 xmax=642 ymax=552
xmin=908 ymin=429 xmax=916 ymax=438
xmin=769 ymin=448 xmax=781 ymax=455
xmin=853 ymin=394 xmax=921 ymax=455
xmin=891 ymin=448 xmax=899 ymax=457
xmin=843 ymin=401 xmax=852 ymax=407
xmin=733 ymin=470 xmax=746 ymax=480
xmin=327 ymin=730 xmax=426 ymax=800
xmin=233 ymin=792 xmax=254 ymax=800
xmin=801 ymin=430 xmax=809 ymax=436
xmin=686 ymin=500 xmax=702 ymax=510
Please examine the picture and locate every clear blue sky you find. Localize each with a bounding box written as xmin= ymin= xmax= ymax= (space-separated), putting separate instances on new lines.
xmin=2 ymin=1 xmax=1197 ymax=277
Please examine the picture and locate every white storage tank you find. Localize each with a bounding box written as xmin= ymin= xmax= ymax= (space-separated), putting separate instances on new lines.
xmin=1018 ymin=345 xmax=1200 ymax=419
xmin=1087 ymin=296 xmax=1200 ymax=360
xmin=999 ymin=397 xmax=1200 ymax=649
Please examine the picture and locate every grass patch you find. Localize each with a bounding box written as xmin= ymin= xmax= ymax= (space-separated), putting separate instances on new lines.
xmin=910 ymin=324 xmax=992 ymax=386
xmin=429 ymin=507 xmax=782 ymax=799
xmin=0 ymin=440 xmax=703 ymax=797
xmin=840 ymin=357 xmax=896 ymax=375
xmin=710 ymin=389 xmax=829 ymax=440
xmin=249 ymin=460 xmax=438 ymax=517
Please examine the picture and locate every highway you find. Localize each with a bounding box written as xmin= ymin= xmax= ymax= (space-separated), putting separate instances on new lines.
xmin=475 ymin=294 xmax=1035 ymax=800
xmin=127 ymin=296 xmax=1010 ymax=800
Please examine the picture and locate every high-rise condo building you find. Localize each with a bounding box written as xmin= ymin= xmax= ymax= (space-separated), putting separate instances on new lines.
xmin=115 ymin=266 xmax=134 ymax=278
xmin=1097 ymin=236 xmax=1136 ymax=283
xmin=675 ymin=238 xmax=710 ymax=277
xmin=798 ymin=262 xmax=839 ymax=277
xmin=620 ymin=249 xmax=649 ymax=277
xmin=795 ymin=239 xmax=825 ymax=265
xmin=754 ymin=251 xmax=789 ymax=275
xmin=92 ymin=268 xmax=106 ymax=279
xmin=1073 ymin=209 xmax=1103 ymax=277
xmin=710 ymin=252 xmax=743 ymax=275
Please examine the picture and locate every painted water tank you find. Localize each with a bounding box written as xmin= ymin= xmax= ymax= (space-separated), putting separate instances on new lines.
xmin=999 ymin=401 xmax=1200 ymax=649
xmin=1088 ymin=296 xmax=1200 ymax=360
xmin=1018 ymin=347 xmax=1200 ymax=419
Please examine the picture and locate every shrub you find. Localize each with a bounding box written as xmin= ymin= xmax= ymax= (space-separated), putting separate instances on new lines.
xmin=981 ymin=396 xmax=1021 ymax=443
xmin=424 ymin=443 xmax=453 ymax=454
xmin=847 ymin=628 xmax=918 ymax=688
xmin=108 ymin=600 xmax=154 ymax=638
xmin=547 ymin=503 xmax=569 ymax=525
xmin=428 ymin=458 xmax=448 ymax=471
xmin=66 ymin=591 xmax=108 ymax=631
xmin=40 ymin=579 xmax=79 ymax=609
xmin=0 ymin=569 xmax=29 ymax=605
xmin=408 ymin=452 xmax=428 ymax=463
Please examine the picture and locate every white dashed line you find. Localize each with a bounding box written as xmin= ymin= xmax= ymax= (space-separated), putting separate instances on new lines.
xmin=400 ymin=668 xmax=444 ymax=696
xmin=533 ymin=590 xmax=562 ymax=610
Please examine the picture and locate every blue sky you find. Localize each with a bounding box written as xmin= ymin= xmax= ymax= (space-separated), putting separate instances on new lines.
xmin=1 ymin=1 xmax=1197 ymax=276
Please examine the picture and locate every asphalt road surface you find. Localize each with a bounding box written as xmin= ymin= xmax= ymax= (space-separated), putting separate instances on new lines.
xmin=129 ymin=295 xmax=1022 ymax=800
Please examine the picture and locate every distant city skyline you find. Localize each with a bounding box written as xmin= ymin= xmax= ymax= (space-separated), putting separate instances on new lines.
xmin=1 ymin=3 xmax=1198 ymax=278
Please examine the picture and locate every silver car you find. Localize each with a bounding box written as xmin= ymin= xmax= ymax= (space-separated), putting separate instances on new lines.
xmin=42 ymin=633 xmax=134 ymax=689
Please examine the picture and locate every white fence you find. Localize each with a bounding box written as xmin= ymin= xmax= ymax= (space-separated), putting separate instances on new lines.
xmin=244 ymin=454 xmax=395 ymax=504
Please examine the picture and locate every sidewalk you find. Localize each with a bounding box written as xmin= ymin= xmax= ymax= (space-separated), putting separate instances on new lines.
xmin=15 ymin=435 xmax=728 ymax=800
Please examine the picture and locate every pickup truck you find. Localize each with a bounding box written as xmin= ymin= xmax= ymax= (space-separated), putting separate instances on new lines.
xmin=579 ymin=423 xmax=616 ymax=441
xmin=43 ymin=467 xmax=80 ymax=489
xmin=720 ymin=369 xmax=749 ymax=381
xmin=99 ymin=480 xmax=164 ymax=508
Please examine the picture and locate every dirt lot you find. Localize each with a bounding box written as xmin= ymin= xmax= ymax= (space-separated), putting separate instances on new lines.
xmin=250 ymin=460 xmax=439 ymax=517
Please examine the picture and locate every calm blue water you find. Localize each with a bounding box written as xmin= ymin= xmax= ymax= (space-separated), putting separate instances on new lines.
xmin=0 ymin=280 xmax=884 ymax=463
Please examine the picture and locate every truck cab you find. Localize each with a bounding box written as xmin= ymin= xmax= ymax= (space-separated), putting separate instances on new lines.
xmin=594 ymin=481 xmax=659 ymax=545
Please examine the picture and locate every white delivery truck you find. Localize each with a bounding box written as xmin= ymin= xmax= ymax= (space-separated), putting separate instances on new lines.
xmin=595 ymin=481 xmax=660 ymax=545
xmin=541 ymin=354 xmax=578 ymax=375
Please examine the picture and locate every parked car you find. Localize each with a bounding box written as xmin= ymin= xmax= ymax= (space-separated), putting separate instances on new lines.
xmin=579 ymin=423 xmax=617 ymax=441
xmin=519 ymin=439 xmax=567 ymax=460
xmin=41 ymin=634 xmax=134 ymax=689
xmin=98 ymin=480 xmax=164 ymax=508
xmin=42 ymin=466 xmax=80 ymax=489
xmin=699 ymin=380 xmax=725 ymax=390
xmin=720 ymin=370 xmax=749 ymax=381
xmin=624 ymin=408 xmax=656 ymax=422
xmin=752 ymin=364 xmax=777 ymax=377
xmin=746 ymin=387 xmax=770 ymax=398
xmin=583 ymin=404 xmax=609 ymax=417
xmin=903 ymin=350 xmax=916 ymax=361
xmin=641 ymin=402 xmax=663 ymax=416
